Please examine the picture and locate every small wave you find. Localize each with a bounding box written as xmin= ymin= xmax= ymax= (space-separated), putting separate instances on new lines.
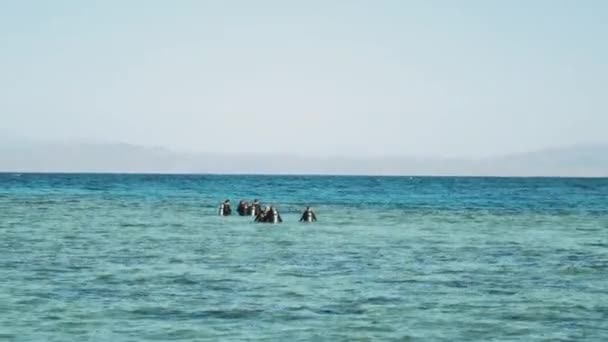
xmin=362 ymin=296 xmax=401 ymax=305
xmin=192 ymin=308 xmax=264 ymax=319
xmin=283 ymin=290 xmax=307 ymax=298
xmin=346 ymin=324 xmax=397 ymax=333
xmin=15 ymin=297 xmax=47 ymax=305
xmin=276 ymin=271 xmax=317 ymax=278
xmin=314 ymin=304 xmax=365 ymax=315
xmin=171 ymin=275 xmax=198 ymax=285
xmin=373 ymin=278 xmax=417 ymax=284
xmin=484 ymin=289 xmax=518 ymax=296
xmin=230 ymin=266 xmax=256 ymax=274
xmin=585 ymin=242 xmax=608 ymax=248
xmin=94 ymin=273 xmax=116 ymax=282
xmin=129 ymin=307 xmax=188 ymax=319
xmin=442 ymin=280 xmax=469 ymax=288
xmin=559 ymin=265 xmax=597 ymax=275
xmin=119 ymin=222 xmax=147 ymax=228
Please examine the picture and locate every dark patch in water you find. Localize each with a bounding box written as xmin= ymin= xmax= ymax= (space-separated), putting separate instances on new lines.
xmin=283 ymin=291 xmax=307 ymax=298
xmin=362 ymin=296 xmax=400 ymax=305
xmin=442 ymin=280 xmax=469 ymax=288
xmin=277 ymin=271 xmax=319 ymax=278
xmin=129 ymin=307 xmax=188 ymax=319
xmin=94 ymin=273 xmax=115 ymax=282
xmin=314 ymin=304 xmax=365 ymax=315
xmin=171 ymin=276 xmax=198 ymax=285
xmin=231 ymin=266 xmax=256 ymax=274
xmin=168 ymin=257 xmax=183 ymax=264
xmin=584 ymin=242 xmax=608 ymax=248
xmin=192 ymin=309 xmax=264 ymax=319
xmin=67 ymin=264 xmax=92 ymax=271
xmin=373 ymin=278 xmax=418 ymax=284
xmin=119 ymin=223 xmax=148 ymax=228
xmin=484 ymin=289 xmax=518 ymax=295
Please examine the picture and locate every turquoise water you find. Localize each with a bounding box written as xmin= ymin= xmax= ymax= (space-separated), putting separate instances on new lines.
xmin=1 ymin=174 xmax=607 ymax=341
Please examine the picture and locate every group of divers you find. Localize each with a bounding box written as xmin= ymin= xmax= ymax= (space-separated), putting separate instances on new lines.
xmin=218 ymin=199 xmax=317 ymax=224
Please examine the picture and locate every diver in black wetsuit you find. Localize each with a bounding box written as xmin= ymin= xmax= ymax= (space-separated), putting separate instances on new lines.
xmin=264 ymin=206 xmax=283 ymax=224
xmin=237 ymin=200 xmax=249 ymax=216
xmin=254 ymin=206 xmax=268 ymax=222
xmin=248 ymin=199 xmax=262 ymax=217
xmin=299 ymin=206 xmax=317 ymax=222
xmin=218 ymin=199 xmax=232 ymax=216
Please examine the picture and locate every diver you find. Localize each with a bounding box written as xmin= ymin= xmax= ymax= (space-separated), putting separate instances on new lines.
xmin=218 ymin=199 xmax=232 ymax=216
xmin=264 ymin=206 xmax=283 ymax=224
xmin=254 ymin=206 xmax=268 ymax=222
xmin=299 ymin=206 xmax=317 ymax=222
xmin=247 ymin=198 xmax=262 ymax=217
xmin=237 ymin=200 xmax=249 ymax=216
xmin=248 ymin=199 xmax=262 ymax=217
xmin=251 ymin=198 xmax=262 ymax=216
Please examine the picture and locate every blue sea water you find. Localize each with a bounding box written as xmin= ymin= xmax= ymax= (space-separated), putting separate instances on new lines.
xmin=1 ymin=173 xmax=607 ymax=341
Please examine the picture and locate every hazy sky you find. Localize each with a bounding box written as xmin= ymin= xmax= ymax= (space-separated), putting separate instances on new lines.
xmin=1 ymin=0 xmax=607 ymax=158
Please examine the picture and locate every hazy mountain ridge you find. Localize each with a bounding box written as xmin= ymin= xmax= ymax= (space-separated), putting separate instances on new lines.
xmin=0 ymin=141 xmax=607 ymax=177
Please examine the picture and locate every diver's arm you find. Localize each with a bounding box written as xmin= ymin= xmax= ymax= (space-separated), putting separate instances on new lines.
xmin=312 ymin=212 xmax=317 ymax=221
xmin=299 ymin=213 xmax=305 ymax=222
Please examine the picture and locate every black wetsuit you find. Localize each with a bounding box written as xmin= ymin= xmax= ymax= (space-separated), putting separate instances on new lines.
xmin=221 ymin=203 xmax=232 ymax=216
xmin=264 ymin=210 xmax=283 ymax=223
xmin=299 ymin=210 xmax=317 ymax=222
xmin=254 ymin=211 xmax=267 ymax=222
xmin=237 ymin=202 xmax=248 ymax=216
xmin=248 ymin=203 xmax=261 ymax=216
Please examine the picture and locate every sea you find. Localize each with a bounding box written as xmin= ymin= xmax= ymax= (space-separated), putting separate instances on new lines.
xmin=1 ymin=173 xmax=607 ymax=341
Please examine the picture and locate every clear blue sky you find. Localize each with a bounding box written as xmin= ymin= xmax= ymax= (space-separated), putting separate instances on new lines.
xmin=1 ymin=0 xmax=606 ymax=157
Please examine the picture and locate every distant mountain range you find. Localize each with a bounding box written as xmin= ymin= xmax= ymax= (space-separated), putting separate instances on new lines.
xmin=1 ymin=141 xmax=607 ymax=177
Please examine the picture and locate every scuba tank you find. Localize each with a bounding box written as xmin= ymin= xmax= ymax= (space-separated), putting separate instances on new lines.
xmin=272 ymin=209 xmax=278 ymax=224
xmin=218 ymin=203 xmax=225 ymax=216
xmin=306 ymin=211 xmax=313 ymax=222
